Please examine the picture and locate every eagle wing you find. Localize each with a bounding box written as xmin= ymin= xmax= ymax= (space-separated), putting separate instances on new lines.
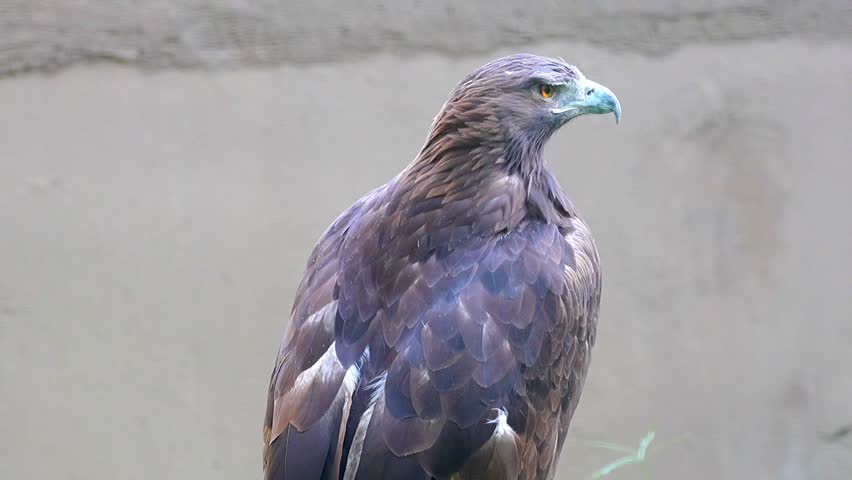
xmin=261 ymin=183 xmax=377 ymax=478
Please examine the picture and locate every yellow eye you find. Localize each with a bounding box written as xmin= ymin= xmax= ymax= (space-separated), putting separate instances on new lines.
xmin=539 ymin=84 xmax=555 ymax=99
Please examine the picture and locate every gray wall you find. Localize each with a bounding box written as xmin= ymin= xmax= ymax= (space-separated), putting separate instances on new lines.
xmin=1 ymin=2 xmax=851 ymax=480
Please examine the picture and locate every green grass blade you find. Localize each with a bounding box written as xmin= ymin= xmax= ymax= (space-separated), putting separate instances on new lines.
xmin=590 ymin=455 xmax=639 ymax=479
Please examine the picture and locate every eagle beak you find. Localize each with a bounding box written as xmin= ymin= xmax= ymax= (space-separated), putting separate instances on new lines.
xmin=552 ymin=78 xmax=622 ymax=124
xmin=575 ymin=79 xmax=621 ymax=124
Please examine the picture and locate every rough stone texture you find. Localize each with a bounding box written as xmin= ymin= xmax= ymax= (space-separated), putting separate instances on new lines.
xmin=1 ymin=39 xmax=851 ymax=479
xmin=1 ymin=0 xmax=851 ymax=75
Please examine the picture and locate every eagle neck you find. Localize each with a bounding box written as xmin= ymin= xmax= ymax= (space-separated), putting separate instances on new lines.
xmin=393 ymin=135 xmax=523 ymax=238
xmin=395 ymin=129 xmax=573 ymax=240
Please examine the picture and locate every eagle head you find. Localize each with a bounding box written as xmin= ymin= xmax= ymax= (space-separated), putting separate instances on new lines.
xmin=430 ymin=54 xmax=621 ymax=161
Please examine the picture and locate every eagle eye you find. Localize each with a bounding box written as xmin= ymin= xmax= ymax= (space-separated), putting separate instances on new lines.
xmin=538 ymin=83 xmax=555 ymax=99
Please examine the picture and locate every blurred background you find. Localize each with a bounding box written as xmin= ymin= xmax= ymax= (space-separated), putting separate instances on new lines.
xmin=1 ymin=1 xmax=851 ymax=479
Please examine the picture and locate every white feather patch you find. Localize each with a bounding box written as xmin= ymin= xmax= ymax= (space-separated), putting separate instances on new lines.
xmin=487 ymin=407 xmax=516 ymax=439
xmin=343 ymin=371 xmax=387 ymax=480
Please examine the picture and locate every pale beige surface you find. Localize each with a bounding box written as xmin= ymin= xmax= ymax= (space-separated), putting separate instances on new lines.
xmin=1 ymin=39 xmax=851 ymax=479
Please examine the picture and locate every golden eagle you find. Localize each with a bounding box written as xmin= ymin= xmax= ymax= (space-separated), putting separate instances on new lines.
xmin=263 ymin=54 xmax=621 ymax=480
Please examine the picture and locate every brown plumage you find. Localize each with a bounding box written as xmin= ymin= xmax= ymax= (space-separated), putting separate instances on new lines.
xmin=263 ymin=54 xmax=621 ymax=480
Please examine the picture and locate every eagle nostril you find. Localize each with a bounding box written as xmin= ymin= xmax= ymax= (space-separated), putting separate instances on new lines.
xmin=585 ymin=88 xmax=595 ymax=96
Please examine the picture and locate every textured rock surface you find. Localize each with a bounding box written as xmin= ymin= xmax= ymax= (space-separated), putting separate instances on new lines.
xmin=1 ymin=0 xmax=851 ymax=75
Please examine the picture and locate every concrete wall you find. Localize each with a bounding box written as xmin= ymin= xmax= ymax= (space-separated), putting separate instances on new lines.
xmin=1 ymin=2 xmax=851 ymax=480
